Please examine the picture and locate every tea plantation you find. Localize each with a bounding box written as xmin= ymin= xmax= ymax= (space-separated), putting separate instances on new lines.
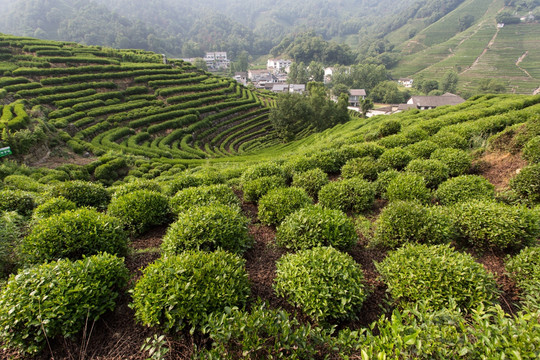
xmin=0 ymin=35 xmax=539 ymax=359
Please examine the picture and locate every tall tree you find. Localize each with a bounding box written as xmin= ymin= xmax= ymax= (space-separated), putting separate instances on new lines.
xmin=441 ymin=70 xmax=459 ymax=93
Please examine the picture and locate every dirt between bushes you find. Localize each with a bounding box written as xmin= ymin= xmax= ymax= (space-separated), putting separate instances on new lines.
xmin=2 ymin=188 xmax=524 ymax=360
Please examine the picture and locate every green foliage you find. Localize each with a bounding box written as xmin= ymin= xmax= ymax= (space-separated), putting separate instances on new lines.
xmin=0 ymin=211 xmax=24 ymax=276
xmin=341 ymin=156 xmax=380 ymax=181
xmin=258 ymin=187 xmax=312 ymax=226
xmin=110 ymin=179 xmax=162 ymax=199
xmin=32 ymin=196 xmax=77 ymax=220
xmin=310 ymin=148 xmax=348 ymax=174
xmin=242 ymin=175 xmax=286 ymax=203
xmin=274 ymin=247 xmax=367 ymax=323
xmin=162 ymin=204 xmax=250 ymax=255
xmin=200 ymin=302 xmax=324 ymax=359
xmin=276 ymin=206 xmax=358 ymax=251
xmin=162 ymin=174 xmax=203 ymax=196
xmin=3 ymin=174 xmax=47 ymax=192
xmin=49 ymin=180 xmax=110 ymax=209
xmin=107 ymin=190 xmax=171 ymax=236
xmin=405 ymin=158 xmax=449 ymax=188
xmin=0 ymin=253 xmax=128 ymax=354
xmin=318 ymin=178 xmax=375 ymax=213
xmin=373 ymin=201 xmax=455 ymax=249
xmin=374 ymin=169 xmax=400 ymax=199
xmin=431 ymin=131 xmax=468 ymax=150
xmin=240 ymin=163 xmax=284 ymax=183
xmin=376 ymin=244 xmax=498 ymax=310
xmin=0 ymin=189 xmax=35 ymax=216
xmin=506 ymin=246 xmax=540 ymax=312
xmin=20 ymin=208 xmax=128 ymax=264
xmin=378 ymin=148 xmax=412 ymax=170
xmin=510 ymin=164 xmax=540 ymax=203
xmin=405 ymin=140 xmax=440 ymax=159
xmin=452 ymin=200 xmax=540 ymax=250
xmin=291 ymin=168 xmax=328 ymax=199
xmin=170 ymin=184 xmax=240 ymax=214
xmin=430 ymin=148 xmax=471 ymax=177
xmin=386 ymin=173 xmax=431 ymax=204
xmin=435 ymin=175 xmax=495 ymax=205
xmin=523 ymin=136 xmax=540 ymax=164
xmin=378 ymin=120 xmax=402 ymax=137
xmin=131 ymin=250 xmax=250 ymax=332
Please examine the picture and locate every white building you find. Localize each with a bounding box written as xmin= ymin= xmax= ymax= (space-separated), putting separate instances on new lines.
xmin=267 ymin=59 xmax=293 ymax=73
xmin=204 ymin=52 xmax=230 ymax=70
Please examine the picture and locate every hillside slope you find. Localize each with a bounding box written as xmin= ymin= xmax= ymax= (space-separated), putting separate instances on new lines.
xmin=0 ymin=35 xmax=275 ymax=166
xmin=390 ymin=0 xmax=540 ymax=94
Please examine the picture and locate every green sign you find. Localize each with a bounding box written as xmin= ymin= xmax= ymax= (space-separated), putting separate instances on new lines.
xmin=0 ymin=147 xmax=12 ymax=158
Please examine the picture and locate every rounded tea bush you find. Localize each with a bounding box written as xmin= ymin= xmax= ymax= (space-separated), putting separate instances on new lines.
xmin=431 ymin=131 xmax=468 ymax=150
xmin=20 ymin=208 xmax=129 ymax=264
xmin=291 ymin=168 xmax=328 ymax=199
xmin=162 ymin=204 xmax=250 ymax=255
xmin=242 ymin=175 xmax=286 ymax=203
xmin=170 ymin=184 xmax=240 ymax=214
xmin=386 ymin=173 xmax=431 ymax=204
xmin=49 ymin=180 xmax=110 ymax=209
xmin=510 ymin=164 xmax=540 ymax=203
xmin=0 ymin=253 xmax=128 ymax=354
xmin=374 ymin=169 xmax=400 ymax=199
xmin=341 ymin=156 xmax=380 ymax=181
xmin=276 ymin=206 xmax=358 ymax=250
xmin=274 ymin=247 xmax=367 ymax=323
xmin=110 ymin=179 xmax=162 ymax=199
xmin=452 ymin=200 xmax=540 ymax=250
xmin=373 ymin=201 xmax=455 ymax=249
xmin=506 ymin=246 xmax=540 ymax=311
xmin=240 ymin=162 xmax=284 ymax=184
xmin=376 ymin=243 xmax=498 ymax=310
xmin=523 ymin=136 xmax=540 ymax=164
xmin=0 ymin=189 xmax=35 ymax=216
xmin=318 ymin=178 xmax=375 ymax=213
xmin=258 ymin=187 xmax=312 ymax=226
xmin=378 ymin=119 xmax=402 ymax=137
xmin=378 ymin=148 xmax=412 ymax=171
xmin=406 ymin=140 xmax=439 ymax=159
xmin=430 ymin=148 xmax=471 ymax=177
xmin=162 ymin=174 xmax=203 ymax=196
xmin=282 ymin=156 xmax=319 ymax=177
xmin=32 ymin=196 xmax=77 ymax=220
xmin=405 ymin=159 xmax=449 ymax=188
xmin=435 ymin=175 xmax=495 ymax=205
xmin=131 ymin=250 xmax=250 ymax=332
xmin=340 ymin=142 xmax=385 ymax=159
xmin=107 ymin=190 xmax=171 ymax=236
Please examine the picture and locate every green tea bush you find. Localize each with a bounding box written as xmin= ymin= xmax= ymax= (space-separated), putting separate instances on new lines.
xmin=378 ymin=148 xmax=412 ymax=171
xmin=162 ymin=204 xmax=250 ymax=255
xmin=341 ymin=156 xmax=380 ymax=181
xmin=3 ymin=174 xmax=47 ymax=192
xmin=386 ymin=173 xmax=431 ymax=204
xmin=242 ymin=175 xmax=286 ymax=203
xmin=258 ymin=187 xmax=312 ymax=226
xmin=110 ymin=179 xmax=162 ymax=199
xmin=163 ymin=174 xmax=203 ymax=196
xmin=32 ymin=196 xmax=77 ymax=220
xmin=374 ymin=169 xmax=400 ymax=199
xmin=431 ymin=132 xmax=468 ymax=150
xmin=435 ymin=175 xmax=495 ymax=205
xmin=107 ymin=190 xmax=171 ymax=236
xmin=240 ymin=163 xmax=284 ymax=183
xmin=20 ymin=208 xmax=128 ymax=264
xmin=276 ymin=206 xmax=357 ymax=250
xmin=376 ymin=244 xmax=498 ymax=310
xmin=131 ymin=250 xmax=250 ymax=332
xmin=405 ymin=159 xmax=450 ymax=188
xmin=452 ymin=200 xmax=540 ymax=250
xmin=506 ymin=246 xmax=540 ymax=311
xmin=405 ymin=140 xmax=439 ymax=159
xmin=311 ymin=148 xmax=347 ymax=174
xmin=0 ymin=189 xmax=35 ymax=216
xmin=291 ymin=168 xmax=328 ymax=199
xmin=510 ymin=164 xmax=540 ymax=203
xmin=377 ymin=134 xmax=412 ymax=149
xmin=200 ymin=302 xmax=322 ymax=359
xmin=522 ymin=136 xmax=540 ymax=164
xmin=378 ymin=120 xmax=401 ymax=137
xmin=430 ymin=148 xmax=471 ymax=177
xmin=0 ymin=253 xmax=128 ymax=354
xmin=170 ymin=184 xmax=240 ymax=214
xmin=318 ymin=178 xmax=375 ymax=213
xmin=0 ymin=211 xmax=24 ymax=275
xmin=340 ymin=142 xmax=385 ymax=159
xmin=373 ymin=201 xmax=455 ymax=249
xmin=282 ymin=156 xmax=319 ymax=177
xmin=274 ymin=247 xmax=367 ymax=323
xmin=49 ymin=180 xmax=110 ymax=209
